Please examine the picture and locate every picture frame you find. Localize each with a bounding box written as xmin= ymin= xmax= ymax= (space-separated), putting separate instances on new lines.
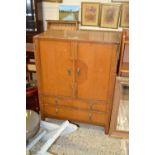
xmin=43 ymin=0 xmax=62 ymax=3
xmin=81 ymin=2 xmax=100 ymax=26
xmin=109 ymin=77 xmax=129 ymax=138
xmin=59 ymin=5 xmax=80 ymax=21
xmin=120 ymin=3 xmax=129 ymax=28
xmin=100 ymin=4 xmax=121 ymax=29
xmin=112 ymin=0 xmax=129 ymax=2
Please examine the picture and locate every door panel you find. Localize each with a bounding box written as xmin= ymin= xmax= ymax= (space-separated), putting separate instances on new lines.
xmin=39 ymin=40 xmax=73 ymax=97
xmin=77 ymin=42 xmax=115 ymax=100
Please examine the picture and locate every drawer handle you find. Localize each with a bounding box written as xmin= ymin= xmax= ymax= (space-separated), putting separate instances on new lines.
xmin=55 ymin=108 xmax=58 ymax=114
xmin=89 ymin=113 xmax=92 ymax=121
xmin=55 ymin=100 xmax=58 ymax=105
xmin=68 ymin=68 xmax=71 ymax=76
xmin=90 ymin=103 xmax=93 ymax=110
xmin=77 ymin=68 xmax=80 ymax=76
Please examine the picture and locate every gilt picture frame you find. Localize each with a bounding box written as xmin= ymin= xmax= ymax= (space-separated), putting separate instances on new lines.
xmin=112 ymin=0 xmax=129 ymax=2
xmin=100 ymin=4 xmax=120 ymax=29
xmin=120 ymin=3 xmax=129 ymax=28
xmin=81 ymin=2 xmax=100 ymax=26
xmin=43 ymin=0 xmax=62 ymax=3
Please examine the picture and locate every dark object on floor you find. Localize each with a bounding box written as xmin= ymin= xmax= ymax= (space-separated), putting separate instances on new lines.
xmin=26 ymin=82 xmax=40 ymax=113
xmin=69 ymin=121 xmax=80 ymax=127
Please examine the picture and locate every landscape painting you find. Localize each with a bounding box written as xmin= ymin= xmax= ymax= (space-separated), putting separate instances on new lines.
xmin=59 ymin=5 xmax=80 ymax=21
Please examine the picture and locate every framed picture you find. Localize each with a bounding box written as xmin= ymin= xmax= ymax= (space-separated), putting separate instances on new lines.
xmin=43 ymin=0 xmax=62 ymax=2
xmin=59 ymin=5 xmax=80 ymax=21
xmin=109 ymin=77 xmax=129 ymax=138
xmin=112 ymin=0 xmax=129 ymax=2
xmin=120 ymin=4 xmax=129 ymax=28
xmin=81 ymin=2 xmax=100 ymax=26
xmin=100 ymin=4 xmax=121 ymax=29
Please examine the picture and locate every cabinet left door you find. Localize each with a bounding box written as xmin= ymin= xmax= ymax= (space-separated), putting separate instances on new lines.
xmin=38 ymin=39 xmax=74 ymax=97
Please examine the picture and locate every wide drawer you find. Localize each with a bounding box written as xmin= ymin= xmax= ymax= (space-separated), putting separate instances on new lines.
xmin=42 ymin=96 xmax=107 ymax=112
xmin=43 ymin=104 xmax=107 ymax=125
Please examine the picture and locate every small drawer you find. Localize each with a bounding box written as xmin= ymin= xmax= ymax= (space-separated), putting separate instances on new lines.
xmin=59 ymin=98 xmax=90 ymax=110
xmin=43 ymin=104 xmax=90 ymax=123
xmin=91 ymin=102 xmax=107 ymax=112
xmin=90 ymin=112 xmax=107 ymax=125
xmin=43 ymin=97 xmax=90 ymax=110
xmin=43 ymin=104 xmax=56 ymax=115
xmin=42 ymin=96 xmax=58 ymax=105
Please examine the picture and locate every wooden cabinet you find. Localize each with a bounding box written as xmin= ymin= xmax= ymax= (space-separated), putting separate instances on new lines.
xmin=34 ymin=30 xmax=121 ymax=134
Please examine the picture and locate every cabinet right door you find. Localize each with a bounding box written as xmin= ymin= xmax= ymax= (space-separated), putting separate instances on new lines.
xmin=76 ymin=42 xmax=117 ymax=101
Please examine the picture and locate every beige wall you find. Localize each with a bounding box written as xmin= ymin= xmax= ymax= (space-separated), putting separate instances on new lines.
xmin=42 ymin=0 xmax=123 ymax=31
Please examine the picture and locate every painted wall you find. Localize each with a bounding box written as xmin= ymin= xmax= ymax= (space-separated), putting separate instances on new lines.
xmin=42 ymin=0 xmax=123 ymax=31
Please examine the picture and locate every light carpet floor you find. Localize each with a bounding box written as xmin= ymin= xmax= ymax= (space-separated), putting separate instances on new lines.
xmin=31 ymin=118 xmax=129 ymax=155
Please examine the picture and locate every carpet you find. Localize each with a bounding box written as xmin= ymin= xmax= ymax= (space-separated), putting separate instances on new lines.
xmin=45 ymin=119 xmax=129 ymax=155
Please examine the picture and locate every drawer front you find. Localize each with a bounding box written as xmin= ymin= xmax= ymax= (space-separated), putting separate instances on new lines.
xmin=91 ymin=102 xmax=107 ymax=112
xmin=42 ymin=97 xmax=89 ymax=110
xmin=43 ymin=104 xmax=107 ymax=125
xmin=42 ymin=96 xmax=107 ymax=112
xmin=91 ymin=112 xmax=107 ymax=125
xmin=43 ymin=104 xmax=89 ymax=122
xmin=59 ymin=98 xmax=90 ymax=110
xmin=42 ymin=96 xmax=56 ymax=105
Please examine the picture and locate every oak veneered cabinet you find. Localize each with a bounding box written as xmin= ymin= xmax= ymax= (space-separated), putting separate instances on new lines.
xmin=34 ymin=30 xmax=121 ymax=134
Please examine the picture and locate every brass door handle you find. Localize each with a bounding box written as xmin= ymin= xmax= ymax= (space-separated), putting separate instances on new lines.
xmin=77 ymin=68 xmax=80 ymax=76
xmin=68 ymin=68 xmax=71 ymax=76
xmin=89 ymin=113 xmax=92 ymax=121
xmin=54 ymin=99 xmax=58 ymax=105
xmin=55 ymin=108 xmax=58 ymax=114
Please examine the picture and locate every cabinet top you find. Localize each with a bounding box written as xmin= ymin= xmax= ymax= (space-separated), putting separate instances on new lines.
xmin=34 ymin=30 xmax=121 ymax=44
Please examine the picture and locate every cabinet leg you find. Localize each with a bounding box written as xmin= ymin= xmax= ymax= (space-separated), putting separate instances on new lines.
xmin=105 ymin=126 xmax=109 ymax=134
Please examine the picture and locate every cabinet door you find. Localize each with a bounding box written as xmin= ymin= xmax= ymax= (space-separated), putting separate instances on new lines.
xmin=39 ymin=39 xmax=73 ymax=97
xmin=76 ymin=42 xmax=117 ymax=100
